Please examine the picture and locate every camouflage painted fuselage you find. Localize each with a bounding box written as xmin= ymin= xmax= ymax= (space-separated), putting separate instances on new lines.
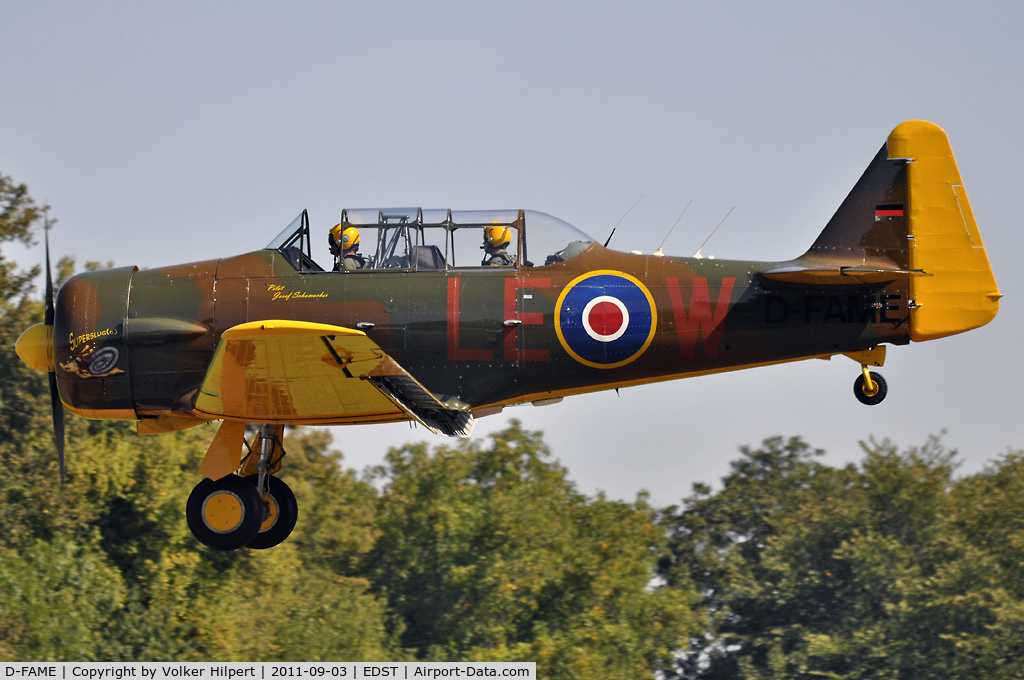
xmin=53 ymin=242 xmax=910 ymax=426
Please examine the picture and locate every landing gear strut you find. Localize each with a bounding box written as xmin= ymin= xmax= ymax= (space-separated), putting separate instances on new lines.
xmin=843 ymin=348 xmax=888 ymax=406
xmin=854 ymin=366 xmax=887 ymax=406
xmin=187 ymin=423 xmax=298 ymax=551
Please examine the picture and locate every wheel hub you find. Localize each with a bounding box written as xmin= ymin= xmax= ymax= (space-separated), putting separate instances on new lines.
xmin=201 ymin=490 xmax=246 ymax=533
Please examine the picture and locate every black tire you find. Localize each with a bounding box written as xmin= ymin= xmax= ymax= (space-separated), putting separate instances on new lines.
xmin=854 ymin=371 xmax=887 ymax=406
xmin=186 ymin=476 xmax=263 ymax=551
xmin=243 ymin=475 xmax=298 ymax=549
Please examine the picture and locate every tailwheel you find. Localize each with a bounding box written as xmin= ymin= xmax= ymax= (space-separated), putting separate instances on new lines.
xmin=186 ymin=475 xmax=263 ymax=551
xmin=244 ymin=474 xmax=298 ymax=549
xmin=854 ymin=368 xmax=887 ymax=406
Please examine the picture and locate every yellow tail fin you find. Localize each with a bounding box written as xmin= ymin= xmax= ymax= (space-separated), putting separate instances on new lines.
xmin=888 ymin=120 xmax=1001 ymax=341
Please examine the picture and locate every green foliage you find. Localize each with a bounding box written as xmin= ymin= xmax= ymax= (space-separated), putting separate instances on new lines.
xmin=0 ymin=536 xmax=125 ymax=661
xmin=279 ymin=428 xmax=379 ymax=572
xmin=0 ymin=409 xmax=396 ymax=661
xmin=0 ymin=171 xmax=43 ymax=300
xmin=0 ymin=172 xmax=47 ymax=451
xmin=367 ymin=422 xmax=696 ymax=677
xmin=660 ymin=436 xmax=1024 ymax=679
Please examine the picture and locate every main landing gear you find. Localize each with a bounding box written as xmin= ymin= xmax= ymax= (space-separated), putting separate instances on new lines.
xmin=186 ymin=424 xmax=298 ymax=551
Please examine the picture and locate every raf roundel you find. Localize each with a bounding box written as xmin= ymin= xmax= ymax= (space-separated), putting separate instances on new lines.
xmin=555 ymin=270 xmax=657 ymax=369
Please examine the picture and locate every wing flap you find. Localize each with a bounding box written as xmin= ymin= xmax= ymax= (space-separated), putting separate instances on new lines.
xmin=194 ymin=320 xmax=473 ymax=436
xmin=368 ymin=369 xmax=475 ymax=438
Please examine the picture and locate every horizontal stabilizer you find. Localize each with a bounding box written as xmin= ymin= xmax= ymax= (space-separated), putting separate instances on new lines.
xmin=760 ymin=262 xmax=929 ymax=285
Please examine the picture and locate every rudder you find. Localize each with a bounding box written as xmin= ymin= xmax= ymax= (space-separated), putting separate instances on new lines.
xmin=889 ymin=120 xmax=1001 ymax=341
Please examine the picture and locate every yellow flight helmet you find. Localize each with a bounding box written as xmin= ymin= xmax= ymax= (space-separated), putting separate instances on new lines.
xmin=331 ymin=224 xmax=360 ymax=250
xmin=342 ymin=226 xmax=360 ymax=249
xmin=484 ymin=225 xmax=511 ymax=248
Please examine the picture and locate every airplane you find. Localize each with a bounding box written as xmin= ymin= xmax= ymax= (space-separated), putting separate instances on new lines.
xmin=15 ymin=120 xmax=1000 ymax=551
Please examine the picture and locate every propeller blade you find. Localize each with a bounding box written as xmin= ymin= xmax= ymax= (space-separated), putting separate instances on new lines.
xmin=49 ymin=371 xmax=66 ymax=482
xmin=43 ymin=218 xmax=65 ymax=482
xmin=44 ymin=224 xmax=54 ymax=325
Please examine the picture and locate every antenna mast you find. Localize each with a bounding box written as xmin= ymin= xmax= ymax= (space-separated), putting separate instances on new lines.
xmin=603 ymin=194 xmax=644 ymax=248
xmin=693 ymin=206 xmax=734 ymax=259
xmin=652 ymin=201 xmax=692 ymax=257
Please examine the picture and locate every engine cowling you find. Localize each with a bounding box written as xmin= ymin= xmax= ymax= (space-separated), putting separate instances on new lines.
xmin=53 ymin=266 xmax=137 ymax=419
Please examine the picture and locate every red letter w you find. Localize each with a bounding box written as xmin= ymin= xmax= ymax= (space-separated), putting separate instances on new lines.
xmin=666 ymin=276 xmax=735 ymax=357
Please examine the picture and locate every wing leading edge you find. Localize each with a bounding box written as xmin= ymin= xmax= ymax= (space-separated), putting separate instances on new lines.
xmin=193 ymin=320 xmax=474 ymax=437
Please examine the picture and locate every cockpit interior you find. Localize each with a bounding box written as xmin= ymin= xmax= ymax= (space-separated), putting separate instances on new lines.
xmin=266 ymin=208 xmax=595 ymax=273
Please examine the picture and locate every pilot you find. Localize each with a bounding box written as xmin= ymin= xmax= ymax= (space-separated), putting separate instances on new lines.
xmin=329 ymin=224 xmax=366 ymax=271
xmin=481 ymin=225 xmax=513 ymax=267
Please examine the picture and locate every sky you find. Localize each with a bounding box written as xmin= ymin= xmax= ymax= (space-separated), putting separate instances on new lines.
xmin=2 ymin=1 xmax=1022 ymax=507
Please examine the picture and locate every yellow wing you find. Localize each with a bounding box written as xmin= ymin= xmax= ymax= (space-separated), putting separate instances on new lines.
xmin=194 ymin=320 xmax=473 ymax=437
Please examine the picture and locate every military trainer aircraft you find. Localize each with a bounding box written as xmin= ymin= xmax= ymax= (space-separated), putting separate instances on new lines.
xmin=16 ymin=120 xmax=1000 ymax=550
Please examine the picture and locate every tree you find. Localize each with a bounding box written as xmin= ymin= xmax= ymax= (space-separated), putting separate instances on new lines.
xmin=81 ymin=425 xmax=397 ymax=661
xmin=659 ymin=436 xmax=836 ymax=678
xmin=660 ymin=436 xmax=1024 ymax=679
xmin=278 ymin=427 xmax=379 ymax=573
xmin=0 ymin=536 xmax=125 ymax=660
xmin=0 ymin=171 xmax=43 ymax=295
xmin=366 ymin=421 xmax=696 ymax=677
xmin=0 ymin=172 xmax=49 ymax=461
